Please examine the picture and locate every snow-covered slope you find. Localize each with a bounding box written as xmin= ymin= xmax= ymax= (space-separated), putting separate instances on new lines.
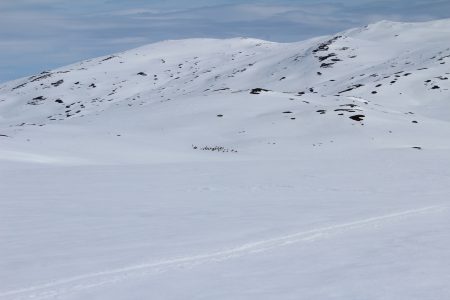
xmin=1 ymin=20 xmax=450 ymax=300
xmin=1 ymin=19 xmax=450 ymax=163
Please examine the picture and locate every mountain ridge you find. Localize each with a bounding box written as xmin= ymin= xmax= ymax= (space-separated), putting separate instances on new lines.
xmin=0 ymin=18 xmax=449 ymax=163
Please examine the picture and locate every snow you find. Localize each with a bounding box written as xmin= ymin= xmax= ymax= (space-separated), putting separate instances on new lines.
xmin=1 ymin=19 xmax=450 ymax=299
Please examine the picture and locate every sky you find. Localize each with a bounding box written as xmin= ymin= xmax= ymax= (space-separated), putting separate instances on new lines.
xmin=1 ymin=0 xmax=450 ymax=83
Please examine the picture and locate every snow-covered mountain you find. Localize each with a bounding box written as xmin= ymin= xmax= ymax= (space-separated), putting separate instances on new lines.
xmin=1 ymin=19 xmax=449 ymax=163
xmin=1 ymin=20 xmax=450 ymax=300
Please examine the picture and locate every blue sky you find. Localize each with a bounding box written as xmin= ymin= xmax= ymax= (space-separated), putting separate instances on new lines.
xmin=1 ymin=0 xmax=450 ymax=83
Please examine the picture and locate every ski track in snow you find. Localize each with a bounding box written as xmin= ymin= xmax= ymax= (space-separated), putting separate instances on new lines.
xmin=0 ymin=205 xmax=446 ymax=300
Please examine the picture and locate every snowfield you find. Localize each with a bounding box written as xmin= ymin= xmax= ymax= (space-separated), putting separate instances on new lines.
xmin=1 ymin=19 xmax=450 ymax=299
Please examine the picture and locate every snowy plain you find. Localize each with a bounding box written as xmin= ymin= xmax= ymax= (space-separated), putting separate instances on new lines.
xmin=1 ymin=19 xmax=450 ymax=299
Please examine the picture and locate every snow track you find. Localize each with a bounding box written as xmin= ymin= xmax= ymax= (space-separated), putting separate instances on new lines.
xmin=1 ymin=205 xmax=446 ymax=300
